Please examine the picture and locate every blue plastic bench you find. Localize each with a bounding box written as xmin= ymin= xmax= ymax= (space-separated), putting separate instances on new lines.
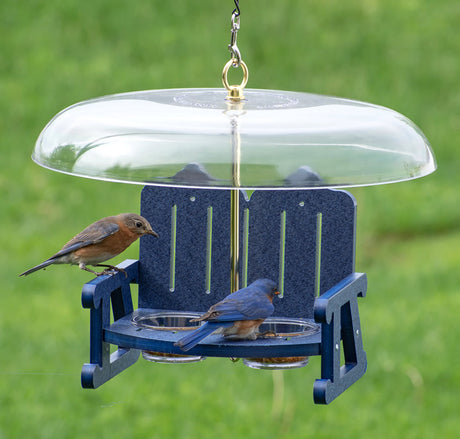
xmin=81 ymin=186 xmax=367 ymax=404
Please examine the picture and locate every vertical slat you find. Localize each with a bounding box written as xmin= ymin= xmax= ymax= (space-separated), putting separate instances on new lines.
xmin=241 ymin=207 xmax=250 ymax=288
xmin=315 ymin=212 xmax=323 ymax=297
xmin=205 ymin=206 xmax=213 ymax=294
xmin=169 ymin=204 xmax=177 ymax=293
xmin=278 ymin=210 xmax=287 ymax=297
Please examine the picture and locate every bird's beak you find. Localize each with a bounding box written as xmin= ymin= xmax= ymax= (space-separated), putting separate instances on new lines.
xmin=148 ymin=229 xmax=159 ymax=238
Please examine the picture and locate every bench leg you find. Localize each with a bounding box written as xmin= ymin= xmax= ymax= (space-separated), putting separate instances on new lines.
xmin=81 ymin=260 xmax=140 ymax=389
xmin=313 ymin=273 xmax=367 ymax=404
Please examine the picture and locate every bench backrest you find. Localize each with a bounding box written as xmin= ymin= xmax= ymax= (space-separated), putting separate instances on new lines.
xmin=139 ymin=186 xmax=356 ymax=318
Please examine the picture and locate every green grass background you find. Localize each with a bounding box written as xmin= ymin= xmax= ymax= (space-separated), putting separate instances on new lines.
xmin=1 ymin=0 xmax=459 ymax=437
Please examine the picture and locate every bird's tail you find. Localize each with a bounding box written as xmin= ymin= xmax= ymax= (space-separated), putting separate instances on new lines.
xmin=19 ymin=259 xmax=55 ymax=276
xmin=174 ymin=322 xmax=232 ymax=352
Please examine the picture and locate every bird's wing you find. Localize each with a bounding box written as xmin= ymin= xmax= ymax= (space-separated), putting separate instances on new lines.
xmin=211 ymin=292 xmax=274 ymax=321
xmin=49 ymin=221 xmax=120 ymax=259
xmin=174 ymin=321 xmax=233 ymax=351
xmin=237 ymin=296 xmax=274 ymax=319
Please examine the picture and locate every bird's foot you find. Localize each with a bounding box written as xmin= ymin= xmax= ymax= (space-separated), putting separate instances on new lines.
xmin=257 ymin=330 xmax=278 ymax=338
xmin=94 ymin=264 xmax=128 ymax=278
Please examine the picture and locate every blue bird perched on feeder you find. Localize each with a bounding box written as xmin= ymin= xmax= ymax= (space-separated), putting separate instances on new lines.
xmin=175 ymin=279 xmax=280 ymax=351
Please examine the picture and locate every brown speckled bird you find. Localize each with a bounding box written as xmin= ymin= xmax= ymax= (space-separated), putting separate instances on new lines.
xmin=20 ymin=213 xmax=158 ymax=277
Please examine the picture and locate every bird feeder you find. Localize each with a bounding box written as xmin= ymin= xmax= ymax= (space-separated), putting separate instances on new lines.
xmin=30 ymin=4 xmax=436 ymax=404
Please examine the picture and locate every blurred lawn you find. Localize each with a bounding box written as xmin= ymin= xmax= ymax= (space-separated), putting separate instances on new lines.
xmin=0 ymin=0 xmax=459 ymax=438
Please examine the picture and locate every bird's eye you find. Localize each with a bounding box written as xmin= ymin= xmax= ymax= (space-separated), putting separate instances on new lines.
xmin=135 ymin=221 xmax=143 ymax=228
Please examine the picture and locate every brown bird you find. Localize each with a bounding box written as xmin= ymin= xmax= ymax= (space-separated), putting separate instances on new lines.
xmin=20 ymin=213 xmax=158 ymax=277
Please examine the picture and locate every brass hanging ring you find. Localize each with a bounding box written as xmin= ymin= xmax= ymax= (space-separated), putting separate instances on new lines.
xmin=222 ymin=59 xmax=248 ymax=100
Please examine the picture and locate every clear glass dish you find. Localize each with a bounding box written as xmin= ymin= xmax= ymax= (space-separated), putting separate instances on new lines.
xmin=243 ymin=317 xmax=320 ymax=370
xmin=33 ymin=88 xmax=436 ymax=189
xmin=132 ymin=309 xmax=206 ymax=364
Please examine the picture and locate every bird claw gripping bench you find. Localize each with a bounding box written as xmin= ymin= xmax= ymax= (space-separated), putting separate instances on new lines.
xmin=81 ymin=185 xmax=367 ymax=404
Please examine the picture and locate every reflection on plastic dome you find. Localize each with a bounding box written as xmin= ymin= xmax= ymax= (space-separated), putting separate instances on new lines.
xmin=33 ymin=88 xmax=435 ymax=189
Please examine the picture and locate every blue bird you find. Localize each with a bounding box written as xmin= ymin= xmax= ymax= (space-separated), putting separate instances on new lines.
xmin=174 ymin=279 xmax=279 ymax=352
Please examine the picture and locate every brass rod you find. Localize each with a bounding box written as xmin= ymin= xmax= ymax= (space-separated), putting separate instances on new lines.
xmin=230 ymin=116 xmax=241 ymax=293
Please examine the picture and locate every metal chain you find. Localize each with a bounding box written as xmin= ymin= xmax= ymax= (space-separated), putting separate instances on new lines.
xmin=232 ymin=0 xmax=240 ymax=17
xmin=228 ymin=1 xmax=242 ymax=67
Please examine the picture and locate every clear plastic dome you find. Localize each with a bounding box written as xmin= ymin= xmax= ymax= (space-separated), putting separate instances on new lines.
xmin=33 ymin=88 xmax=436 ymax=189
